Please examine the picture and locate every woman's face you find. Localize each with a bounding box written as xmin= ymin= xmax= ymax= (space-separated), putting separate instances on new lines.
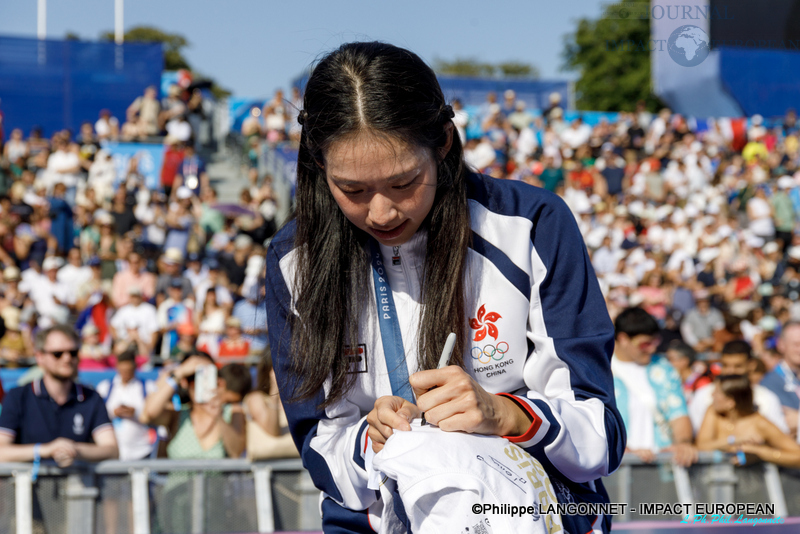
xmin=324 ymin=133 xmax=439 ymax=246
xmin=711 ymin=385 xmax=735 ymax=414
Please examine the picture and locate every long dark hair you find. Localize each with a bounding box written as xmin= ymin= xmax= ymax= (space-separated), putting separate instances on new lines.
xmin=290 ymin=42 xmax=470 ymax=407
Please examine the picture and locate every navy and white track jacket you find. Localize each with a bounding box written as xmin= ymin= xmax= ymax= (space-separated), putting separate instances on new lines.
xmin=266 ymin=173 xmax=626 ymax=533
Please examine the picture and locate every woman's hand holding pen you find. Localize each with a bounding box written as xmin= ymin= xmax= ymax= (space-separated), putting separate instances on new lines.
xmin=410 ymin=366 xmax=531 ymax=437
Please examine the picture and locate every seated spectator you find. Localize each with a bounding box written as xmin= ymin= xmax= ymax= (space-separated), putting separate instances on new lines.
xmin=195 ymin=259 xmax=233 ymax=314
xmin=155 ymin=247 xmax=193 ymax=306
xmin=95 ymin=109 xmax=119 ymax=141
xmin=29 ymin=256 xmax=71 ymax=327
xmin=96 ymin=350 xmax=156 ymax=461
xmin=697 ymin=375 xmax=800 ymax=467
xmin=111 ymin=250 xmax=157 ymax=308
xmin=157 ymin=278 xmax=194 ymax=359
xmin=0 ymin=306 xmax=31 ymax=367
xmin=761 ymin=321 xmax=800 ymax=439
xmin=689 ymin=340 xmax=787 ymax=435
xmin=217 ymin=317 xmax=250 ymax=359
xmin=0 ymin=325 xmax=118 ymax=465
xmin=612 ymin=307 xmax=697 ymax=466
xmin=109 ymin=287 xmax=158 ymax=355
xmin=58 ymin=248 xmax=93 ymax=302
xmin=78 ymin=324 xmax=112 ymax=370
xmin=141 ymin=353 xmax=246 ymax=459
xmin=123 ymin=86 xmax=161 ymax=141
xmin=196 ymin=287 xmax=226 ymax=358
xmin=232 ymin=285 xmax=268 ymax=352
xmin=243 ymin=352 xmax=298 ymax=460
xmin=681 ymin=290 xmax=724 ymax=353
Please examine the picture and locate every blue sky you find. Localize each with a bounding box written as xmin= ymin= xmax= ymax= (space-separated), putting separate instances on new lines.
xmin=0 ymin=0 xmax=607 ymax=98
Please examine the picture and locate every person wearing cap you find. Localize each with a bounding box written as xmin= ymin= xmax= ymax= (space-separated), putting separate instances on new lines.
xmin=217 ymin=317 xmax=250 ymax=359
xmin=183 ymin=252 xmax=208 ymax=290
xmin=109 ymin=287 xmax=158 ymax=356
xmin=0 ymin=306 xmax=30 ymax=367
xmin=2 ymin=266 xmax=26 ymax=309
xmin=232 ymin=283 xmax=267 ymax=353
xmin=157 ymin=277 xmax=194 ymax=360
xmin=111 ymin=250 xmax=157 ymax=309
xmin=77 ymin=323 xmax=111 ymax=370
xmin=28 ymin=256 xmax=71 ymax=328
xmin=0 ymin=324 xmax=119 ymax=466
xmin=680 ymin=290 xmax=725 ymax=354
xmin=155 ymin=247 xmax=193 ymax=306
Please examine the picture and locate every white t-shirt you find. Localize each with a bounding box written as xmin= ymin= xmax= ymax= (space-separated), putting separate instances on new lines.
xmin=46 ymin=150 xmax=81 ymax=187
xmin=57 ymin=264 xmax=93 ymax=301
xmin=110 ymin=303 xmax=159 ymax=344
xmin=96 ymin=376 xmax=157 ymax=461
xmin=747 ymin=197 xmax=775 ymax=237
xmin=612 ymin=357 xmax=657 ymax=452
xmin=28 ymin=277 xmax=72 ymax=325
xmin=688 ymin=382 xmax=788 ymax=435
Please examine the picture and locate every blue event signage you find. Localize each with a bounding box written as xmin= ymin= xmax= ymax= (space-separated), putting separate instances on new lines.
xmin=103 ymin=142 xmax=165 ymax=191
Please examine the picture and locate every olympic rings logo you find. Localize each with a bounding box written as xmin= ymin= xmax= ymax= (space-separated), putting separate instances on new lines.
xmin=471 ymin=342 xmax=509 ymax=364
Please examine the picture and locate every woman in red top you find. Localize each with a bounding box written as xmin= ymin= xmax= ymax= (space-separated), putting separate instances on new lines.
xmin=217 ymin=317 xmax=250 ymax=359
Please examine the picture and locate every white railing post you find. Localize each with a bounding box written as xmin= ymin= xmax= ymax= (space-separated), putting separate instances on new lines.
xmin=252 ymin=465 xmax=275 ymax=533
xmin=764 ymin=463 xmax=788 ymax=517
xmin=13 ymin=470 xmax=33 ymax=534
xmin=191 ymin=472 xmax=205 ymax=534
xmin=131 ymin=468 xmax=151 ymax=534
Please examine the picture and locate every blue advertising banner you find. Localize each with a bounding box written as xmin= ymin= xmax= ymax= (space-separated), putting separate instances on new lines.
xmin=103 ymin=142 xmax=165 ymax=191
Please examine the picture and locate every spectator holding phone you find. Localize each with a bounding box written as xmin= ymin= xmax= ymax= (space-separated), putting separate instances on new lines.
xmin=140 ymin=352 xmax=245 ymax=459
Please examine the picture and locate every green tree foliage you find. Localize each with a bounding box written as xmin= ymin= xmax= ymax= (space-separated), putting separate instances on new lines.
xmin=64 ymin=32 xmax=81 ymax=41
xmin=100 ymin=26 xmax=230 ymax=98
xmin=101 ymin=26 xmax=190 ymax=70
xmin=434 ymin=58 xmax=539 ymax=79
xmin=562 ymin=1 xmax=664 ymax=111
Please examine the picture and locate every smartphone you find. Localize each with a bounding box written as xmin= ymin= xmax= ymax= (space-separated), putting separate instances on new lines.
xmin=194 ymin=364 xmax=218 ymax=404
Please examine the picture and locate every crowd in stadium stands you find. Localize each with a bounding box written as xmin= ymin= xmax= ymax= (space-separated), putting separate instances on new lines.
xmin=4 ymin=82 xmax=800 ymax=467
xmin=0 ymin=84 xmax=290 ymax=465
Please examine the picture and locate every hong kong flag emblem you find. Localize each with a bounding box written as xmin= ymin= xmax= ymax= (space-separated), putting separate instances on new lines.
xmin=469 ymin=304 xmax=501 ymax=342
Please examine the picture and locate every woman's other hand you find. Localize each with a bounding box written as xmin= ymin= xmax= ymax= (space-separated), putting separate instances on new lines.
xmin=366 ymin=396 xmax=421 ymax=453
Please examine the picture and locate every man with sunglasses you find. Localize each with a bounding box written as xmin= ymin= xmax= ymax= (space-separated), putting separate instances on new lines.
xmin=611 ymin=307 xmax=698 ymax=467
xmin=0 ymin=325 xmax=118 ymax=466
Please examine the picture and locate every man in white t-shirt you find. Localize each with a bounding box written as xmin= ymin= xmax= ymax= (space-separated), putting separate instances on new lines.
xmin=45 ymin=136 xmax=81 ymax=190
xmin=110 ymin=288 xmax=158 ymax=354
xmin=689 ymin=340 xmax=787 ymax=435
xmin=28 ymin=257 xmax=72 ymax=327
xmin=612 ymin=307 xmax=698 ymax=466
xmin=58 ymin=249 xmax=93 ymax=302
xmin=95 ymin=351 xmax=156 ymax=460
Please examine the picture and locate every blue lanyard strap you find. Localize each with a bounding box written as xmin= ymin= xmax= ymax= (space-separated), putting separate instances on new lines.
xmin=370 ymin=240 xmax=415 ymax=403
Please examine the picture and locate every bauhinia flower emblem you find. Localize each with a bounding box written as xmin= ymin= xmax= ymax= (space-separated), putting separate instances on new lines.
xmin=469 ymin=304 xmax=501 ymax=342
